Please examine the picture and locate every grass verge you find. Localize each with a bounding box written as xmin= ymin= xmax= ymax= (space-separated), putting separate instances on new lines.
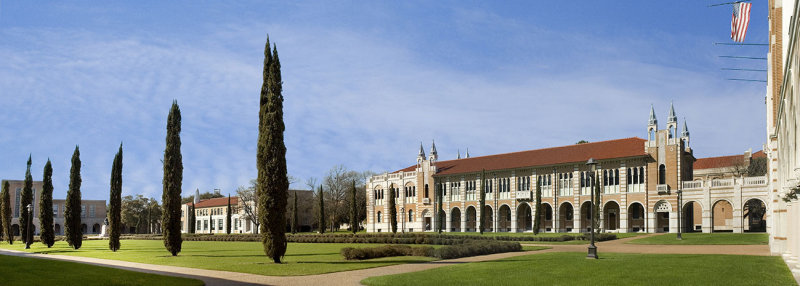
xmin=627 ymin=233 xmax=769 ymax=245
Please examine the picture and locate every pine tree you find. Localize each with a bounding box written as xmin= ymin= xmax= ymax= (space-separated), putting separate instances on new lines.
xmin=189 ymin=202 xmax=196 ymax=234
xmin=226 ymin=195 xmax=232 ymax=234
xmin=533 ymin=178 xmax=542 ymax=235
xmin=162 ymin=101 xmax=183 ymax=256
xmin=350 ymin=180 xmax=358 ymax=234
xmin=291 ymin=191 xmax=297 ymax=234
xmin=64 ymin=147 xmax=83 ymax=249
xmin=479 ymin=170 xmax=486 ymax=234
xmin=109 ymin=144 xmax=123 ymax=251
xmin=388 ymin=186 xmax=397 ymax=233
xmin=20 ymin=156 xmax=33 ymax=245
xmin=1 ymin=181 xmax=10 ymax=244
xmin=40 ymin=159 xmax=55 ymax=247
xmin=318 ymin=185 xmax=325 ymax=234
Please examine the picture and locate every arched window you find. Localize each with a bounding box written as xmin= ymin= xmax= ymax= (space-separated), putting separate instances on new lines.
xmin=614 ymin=169 xmax=620 ymax=185
xmin=377 ymin=211 xmax=382 ymax=223
xmin=603 ymin=170 xmax=609 ymax=186
xmin=408 ymin=210 xmax=414 ymax=222
xmin=424 ymin=184 xmax=429 ymax=198
xmin=649 ymin=129 xmax=655 ymax=141
xmin=669 ymin=126 xmax=675 ymax=139
xmin=658 ymin=164 xmax=666 ymax=184
xmin=639 ymin=167 xmax=645 ymax=183
xmin=627 ymin=168 xmax=632 ymax=184
xmin=580 ymin=172 xmax=585 ymax=187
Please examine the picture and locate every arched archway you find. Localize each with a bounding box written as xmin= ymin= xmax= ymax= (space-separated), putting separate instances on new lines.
xmin=537 ymin=203 xmax=553 ymax=232
xmin=517 ymin=203 xmax=532 ymax=232
xmin=81 ymin=224 xmax=87 ymax=234
xmin=682 ymin=201 xmax=702 ymax=232
xmin=654 ymin=200 xmax=671 ymax=233
xmin=559 ymin=202 xmax=574 ymax=232
xmin=712 ymin=200 xmax=733 ymax=232
xmin=450 ymin=208 xmax=461 ymax=232
xmin=604 ymin=201 xmax=620 ymax=231
xmin=11 ymin=224 xmax=19 ymax=236
xmin=628 ymin=202 xmax=645 ymax=232
xmin=580 ymin=201 xmax=593 ymax=232
xmin=498 ymin=205 xmax=511 ymax=232
xmin=482 ymin=205 xmax=493 ymax=232
xmin=465 ymin=206 xmax=477 ymax=232
xmin=54 ymin=224 xmax=61 ymax=235
xmin=422 ymin=209 xmax=432 ymax=231
xmin=743 ymin=198 xmax=767 ymax=232
xmin=92 ymin=223 xmax=101 ymax=234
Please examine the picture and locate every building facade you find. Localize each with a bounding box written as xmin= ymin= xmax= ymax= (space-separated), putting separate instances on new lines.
xmin=2 ymin=180 xmax=107 ymax=236
xmin=365 ymin=105 xmax=769 ymax=234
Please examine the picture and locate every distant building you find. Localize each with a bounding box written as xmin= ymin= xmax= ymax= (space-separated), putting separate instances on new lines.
xmin=180 ymin=189 xmax=314 ymax=234
xmin=1 ymin=180 xmax=107 ymax=236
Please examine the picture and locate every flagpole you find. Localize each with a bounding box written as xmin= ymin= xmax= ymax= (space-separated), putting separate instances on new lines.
xmin=708 ymin=1 xmax=749 ymax=8
xmin=718 ymin=55 xmax=767 ymax=60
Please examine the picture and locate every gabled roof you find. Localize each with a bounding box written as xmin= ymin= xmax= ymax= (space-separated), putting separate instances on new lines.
xmin=190 ymin=197 xmax=238 ymax=208
xmin=392 ymin=137 xmax=649 ymax=176
xmin=693 ymin=150 xmax=764 ymax=170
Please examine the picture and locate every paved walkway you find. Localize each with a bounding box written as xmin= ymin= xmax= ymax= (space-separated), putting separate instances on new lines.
xmin=0 ymin=234 xmax=775 ymax=286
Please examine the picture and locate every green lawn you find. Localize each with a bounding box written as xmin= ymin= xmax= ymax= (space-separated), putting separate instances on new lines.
xmin=0 ymin=240 xmax=435 ymax=276
xmin=362 ymin=252 xmax=796 ymax=286
xmin=628 ymin=233 xmax=769 ymax=245
xmin=0 ymin=254 xmax=202 ymax=286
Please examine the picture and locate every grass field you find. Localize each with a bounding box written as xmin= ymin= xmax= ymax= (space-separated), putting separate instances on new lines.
xmin=0 ymin=254 xmax=202 ymax=286
xmin=0 ymin=240 xmax=435 ymax=276
xmin=362 ymin=252 xmax=796 ymax=286
xmin=627 ymin=233 xmax=769 ymax=245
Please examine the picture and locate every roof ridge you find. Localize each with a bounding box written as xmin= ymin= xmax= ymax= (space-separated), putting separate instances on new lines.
xmin=435 ymin=137 xmax=645 ymax=164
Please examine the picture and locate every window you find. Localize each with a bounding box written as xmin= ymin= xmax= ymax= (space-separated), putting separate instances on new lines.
xmin=627 ymin=168 xmax=632 ymax=184
xmin=90 ymin=205 xmax=96 ymax=218
xmin=14 ymin=188 xmax=20 ymax=218
xmin=196 ymin=221 xmax=201 ymax=230
xmin=408 ymin=210 xmax=414 ymax=222
xmin=639 ymin=167 xmax=645 ymax=183
xmin=658 ymin=164 xmax=666 ymax=184
xmin=377 ymin=211 xmax=382 ymax=223
xmin=218 ymin=219 xmax=223 ymax=230
xmin=424 ymin=184 xmax=429 ymax=198
xmin=81 ymin=205 xmax=86 ymax=218
xmin=53 ymin=204 xmax=59 ymax=218
xmin=211 ymin=219 xmax=215 ymax=230
xmin=234 ymin=218 xmax=239 ymax=230
xmin=614 ymin=169 xmax=619 ymax=185
xmin=204 ymin=220 xmax=208 ymax=230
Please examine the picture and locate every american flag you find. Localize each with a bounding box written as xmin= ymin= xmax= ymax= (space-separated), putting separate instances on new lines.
xmin=731 ymin=2 xmax=752 ymax=42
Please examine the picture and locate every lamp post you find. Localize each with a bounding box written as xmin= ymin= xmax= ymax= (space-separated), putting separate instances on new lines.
xmin=401 ymin=206 xmax=406 ymax=233
xmin=677 ymin=189 xmax=683 ymax=240
xmin=25 ymin=204 xmax=32 ymax=249
xmin=586 ymin=158 xmax=598 ymax=259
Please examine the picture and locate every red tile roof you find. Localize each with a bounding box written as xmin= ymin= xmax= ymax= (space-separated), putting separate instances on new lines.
xmin=189 ymin=197 xmax=238 ymax=208
xmin=393 ymin=137 xmax=649 ymax=176
xmin=694 ymin=155 xmax=746 ymax=170
xmin=752 ymin=150 xmax=766 ymax=158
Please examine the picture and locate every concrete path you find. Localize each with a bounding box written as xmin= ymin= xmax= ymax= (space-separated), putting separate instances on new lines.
xmin=0 ymin=234 xmax=775 ymax=286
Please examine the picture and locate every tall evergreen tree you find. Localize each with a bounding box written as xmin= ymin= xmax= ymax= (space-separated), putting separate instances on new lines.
xmin=40 ymin=159 xmax=55 ymax=247
xmin=388 ymin=185 xmax=397 ymax=233
xmin=350 ymin=180 xmax=357 ymax=234
xmin=594 ymin=171 xmax=601 ymax=234
xmin=479 ymin=170 xmax=486 ymax=234
xmin=0 ymin=183 xmax=3 ymax=242
xmin=1 ymin=181 xmax=11 ymax=244
xmin=291 ymin=191 xmax=297 ymax=234
xmin=64 ymin=146 xmax=83 ymax=249
xmin=256 ymin=37 xmax=289 ymax=263
xmin=20 ymin=156 xmax=33 ymax=245
xmin=109 ymin=144 xmax=123 ymax=252
xmin=209 ymin=211 xmax=212 ymax=234
xmin=533 ymin=178 xmax=542 ymax=235
xmin=162 ymin=101 xmax=183 ymax=256
xmin=189 ymin=202 xmax=196 ymax=234
xmin=436 ymin=184 xmax=443 ymax=233
xmin=226 ymin=194 xmax=232 ymax=234
xmin=318 ymin=185 xmax=325 ymax=234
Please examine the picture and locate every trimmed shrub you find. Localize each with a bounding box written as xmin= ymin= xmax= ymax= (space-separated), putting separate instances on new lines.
xmin=577 ymin=233 xmax=617 ymax=242
xmin=433 ymin=240 xmax=521 ymax=259
xmin=341 ymin=245 xmax=433 ymax=260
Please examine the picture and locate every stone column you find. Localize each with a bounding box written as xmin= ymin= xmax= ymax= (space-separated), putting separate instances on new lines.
xmin=702 ymin=184 xmax=712 ymax=233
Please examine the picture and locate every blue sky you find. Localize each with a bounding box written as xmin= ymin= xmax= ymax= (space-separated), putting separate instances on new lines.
xmin=0 ymin=1 xmax=769 ymax=201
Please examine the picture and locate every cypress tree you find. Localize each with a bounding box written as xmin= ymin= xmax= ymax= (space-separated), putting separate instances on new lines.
xmin=0 ymin=184 xmax=3 ymax=242
xmin=533 ymin=177 xmax=542 ymax=235
xmin=350 ymin=180 xmax=357 ymax=234
xmin=20 ymin=156 xmax=33 ymax=245
xmin=40 ymin=159 xmax=55 ymax=247
xmin=226 ymin=194 xmax=232 ymax=234
xmin=479 ymin=170 xmax=486 ymax=234
xmin=1 ymin=181 xmax=11 ymax=244
xmin=64 ymin=146 xmax=83 ymax=249
xmin=291 ymin=191 xmax=297 ymax=234
xmin=189 ymin=202 xmax=196 ymax=234
xmin=109 ymin=144 xmax=123 ymax=251
xmin=388 ymin=186 xmax=397 ymax=233
xmin=162 ymin=101 xmax=183 ymax=256
xmin=594 ymin=171 xmax=601 ymax=234
xmin=436 ymin=184 xmax=443 ymax=233
xmin=209 ymin=211 xmax=212 ymax=234
xmin=318 ymin=185 xmax=325 ymax=234
xmin=256 ymin=37 xmax=289 ymax=263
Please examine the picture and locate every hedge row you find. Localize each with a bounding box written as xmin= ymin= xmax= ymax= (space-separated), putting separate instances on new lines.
xmin=341 ymin=240 xmax=522 ymax=260
xmin=116 ymin=232 xmax=617 ymax=244
xmin=341 ymin=245 xmax=434 ymax=260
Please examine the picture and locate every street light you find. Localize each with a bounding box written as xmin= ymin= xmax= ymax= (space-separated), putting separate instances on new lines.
xmin=677 ymin=189 xmax=683 ymax=240
xmin=586 ymin=158 xmax=598 ymax=259
xmin=25 ymin=204 xmax=32 ymax=249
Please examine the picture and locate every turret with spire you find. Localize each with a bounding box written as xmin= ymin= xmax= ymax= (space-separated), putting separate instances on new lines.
xmin=429 ymin=140 xmax=438 ymax=162
xmin=648 ymin=104 xmax=658 ymax=127
xmin=667 ymin=102 xmax=678 ymax=123
xmin=666 ymin=102 xmax=678 ymax=139
xmin=457 ymin=149 xmax=461 ymax=159
xmin=465 ymin=148 xmax=470 ymax=158
xmin=417 ymin=142 xmax=426 ymax=164
xmin=194 ymin=188 xmax=200 ymax=204
xmin=681 ymin=118 xmax=690 ymax=147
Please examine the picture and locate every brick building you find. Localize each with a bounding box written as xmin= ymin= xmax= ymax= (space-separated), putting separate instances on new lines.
xmin=365 ymin=104 xmax=768 ymax=234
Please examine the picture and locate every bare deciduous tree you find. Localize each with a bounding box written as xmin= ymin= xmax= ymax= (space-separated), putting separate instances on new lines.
xmin=236 ymin=180 xmax=259 ymax=234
